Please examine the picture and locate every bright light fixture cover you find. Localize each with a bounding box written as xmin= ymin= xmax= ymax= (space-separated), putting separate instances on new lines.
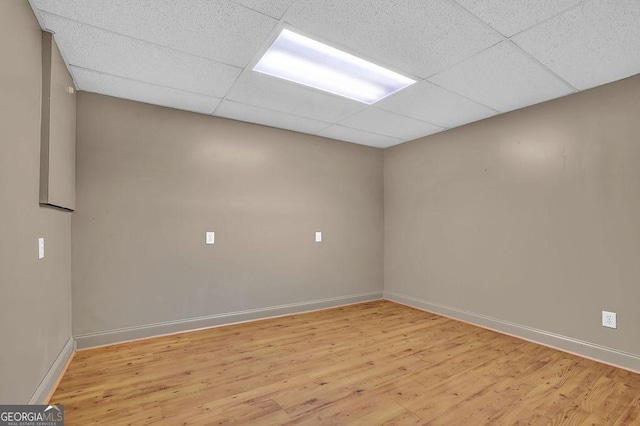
xmin=253 ymin=29 xmax=415 ymax=104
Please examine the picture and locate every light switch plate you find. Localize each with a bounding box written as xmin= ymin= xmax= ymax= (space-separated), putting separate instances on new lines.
xmin=38 ymin=237 xmax=45 ymax=259
xmin=205 ymin=232 xmax=215 ymax=245
xmin=315 ymin=231 xmax=322 ymax=243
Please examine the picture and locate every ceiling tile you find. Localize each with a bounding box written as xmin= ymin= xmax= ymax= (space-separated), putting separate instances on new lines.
xmin=226 ymin=71 xmax=367 ymax=123
xmin=72 ymin=67 xmax=221 ymax=115
xmin=232 ymin=0 xmax=293 ymax=19
xmin=42 ymin=13 xmax=240 ymax=98
xmin=513 ymin=0 xmax=640 ymax=90
xmin=429 ymin=41 xmax=575 ymax=112
xmin=376 ymin=81 xmax=498 ymax=128
xmin=283 ymin=0 xmax=501 ymax=78
xmin=215 ymin=100 xmax=331 ymax=135
xmin=339 ymin=108 xmax=444 ymax=141
xmin=318 ymin=125 xmax=403 ymax=148
xmin=455 ymin=0 xmax=585 ymax=37
xmin=31 ymin=0 xmax=277 ymax=67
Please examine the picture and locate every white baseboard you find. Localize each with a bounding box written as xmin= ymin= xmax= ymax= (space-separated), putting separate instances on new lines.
xmin=75 ymin=292 xmax=383 ymax=349
xmin=28 ymin=337 xmax=75 ymax=404
xmin=384 ymin=291 xmax=640 ymax=373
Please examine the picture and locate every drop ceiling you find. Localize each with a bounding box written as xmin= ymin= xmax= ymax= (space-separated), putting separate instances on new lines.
xmin=28 ymin=0 xmax=640 ymax=148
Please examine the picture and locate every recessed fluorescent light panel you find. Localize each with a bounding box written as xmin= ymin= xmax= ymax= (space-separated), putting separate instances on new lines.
xmin=253 ymin=29 xmax=415 ymax=104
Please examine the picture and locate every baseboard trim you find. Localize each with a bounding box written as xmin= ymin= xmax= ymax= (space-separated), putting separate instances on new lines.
xmin=75 ymin=292 xmax=383 ymax=349
xmin=384 ymin=291 xmax=640 ymax=374
xmin=28 ymin=337 xmax=75 ymax=404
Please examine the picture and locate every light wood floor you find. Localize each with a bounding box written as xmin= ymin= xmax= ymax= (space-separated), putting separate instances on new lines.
xmin=51 ymin=300 xmax=640 ymax=425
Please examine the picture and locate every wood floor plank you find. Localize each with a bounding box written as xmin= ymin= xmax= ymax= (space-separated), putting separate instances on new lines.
xmin=50 ymin=300 xmax=640 ymax=425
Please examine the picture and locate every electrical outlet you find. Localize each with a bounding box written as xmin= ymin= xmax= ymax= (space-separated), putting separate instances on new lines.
xmin=205 ymin=232 xmax=215 ymax=245
xmin=602 ymin=311 xmax=617 ymax=329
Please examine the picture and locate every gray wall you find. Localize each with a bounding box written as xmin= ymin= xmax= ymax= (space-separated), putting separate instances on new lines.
xmin=385 ymin=74 xmax=640 ymax=361
xmin=0 ymin=2 xmax=72 ymax=403
xmin=73 ymin=93 xmax=384 ymax=337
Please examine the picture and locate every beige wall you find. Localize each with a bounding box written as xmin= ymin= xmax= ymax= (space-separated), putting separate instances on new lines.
xmin=0 ymin=2 xmax=72 ymax=403
xmin=385 ymin=74 xmax=640 ymax=362
xmin=73 ymin=93 xmax=384 ymax=338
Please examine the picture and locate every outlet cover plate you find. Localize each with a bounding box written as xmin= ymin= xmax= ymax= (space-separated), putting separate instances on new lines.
xmin=205 ymin=232 xmax=215 ymax=245
xmin=602 ymin=311 xmax=617 ymax=329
